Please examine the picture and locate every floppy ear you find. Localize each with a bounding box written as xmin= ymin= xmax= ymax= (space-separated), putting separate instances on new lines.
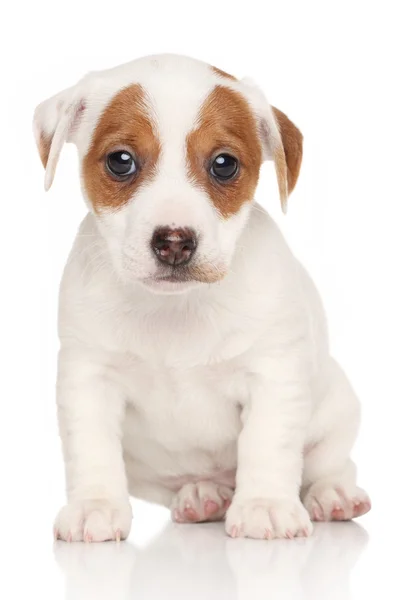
xmin=33 ymin=85 xmax=86 ymax=191
xmin=271 ymin=107 xmax=303 ymax=213
xmin=257 ymin=104 xmax=303 ymax=214
xmin=239 ymin=79 xmax=303 ymax=213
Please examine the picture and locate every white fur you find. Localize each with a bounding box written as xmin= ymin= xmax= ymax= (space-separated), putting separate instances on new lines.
xmin=34 ymin=54 xmax=369 ymax=542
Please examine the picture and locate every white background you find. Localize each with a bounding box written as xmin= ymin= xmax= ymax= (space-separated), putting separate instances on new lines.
xmin=1 ymin=1 xmax=399 ymax=598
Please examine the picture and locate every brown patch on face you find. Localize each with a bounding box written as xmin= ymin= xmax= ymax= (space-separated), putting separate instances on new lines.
xmin=38 ymin=132 xmax=51 ymax=168
xmin=83 ymin=84 xmax=161 ymax=212
xmin=186 ymin=85 xmax=262 ymax=219
xmin=190 ymin=262 xmax=227 ymax=283
xmin=272 ymin=107 xmax=303 ymax=194
xmin=211 ymin=66 xmax=237 ymax=81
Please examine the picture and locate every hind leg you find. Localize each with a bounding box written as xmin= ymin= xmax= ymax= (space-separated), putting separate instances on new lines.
xmin=171 ymin=481 xmax=234 ymax=523
xmin=302 ymin=359 xmax=371 ymax=521
xmin=303 ymin=459 xmax=370 ymax=521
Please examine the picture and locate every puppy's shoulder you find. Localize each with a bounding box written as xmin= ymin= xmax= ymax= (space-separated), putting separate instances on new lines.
xmin=58 ymin=214 xmax=124 ymax=341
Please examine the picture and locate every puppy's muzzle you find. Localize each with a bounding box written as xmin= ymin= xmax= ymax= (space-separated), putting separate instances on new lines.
xmin=151 ymin=227 xmax=197 ymax=266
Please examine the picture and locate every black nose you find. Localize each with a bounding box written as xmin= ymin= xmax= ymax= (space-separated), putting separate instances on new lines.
xmin=151 ymin=227 xmax=197 ymax=266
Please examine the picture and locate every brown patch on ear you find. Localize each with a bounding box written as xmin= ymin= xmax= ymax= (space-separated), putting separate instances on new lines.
xmin=187 ymin=85 xmax=262 ymax=219
xmin=38 ymin=132 xmax=52 ymax=168
xmin=211 ymin=66 xmax=237 ymax=81
xmin=83 ymin=84 xmax=161 ymax=212
xmin=272 ymin=107 xmax=303 ymax=194
xmin=273 ymin=143 xmax=289 ymax=211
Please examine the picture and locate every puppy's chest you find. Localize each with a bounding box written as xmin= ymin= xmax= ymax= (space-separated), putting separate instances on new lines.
xmin=120 ymin=358 xmax=248 ymax=461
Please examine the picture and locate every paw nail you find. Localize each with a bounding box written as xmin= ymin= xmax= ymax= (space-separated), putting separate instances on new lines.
xmin=204 ymin=499 xmax=219 ymax=517
xmin=174 ymin=510 xmax=184 ymax=523
xmin=183 ymin=506 xmax=198 ymax=521
xmin=313 ymin=507 xmax=323 ymax=521
xmin=230 ymin=525 xmax=239 ymax=538
xmin=115 ymin=529 xmax=121 ymax=542
xmin=67 ymin=532 xmax=72 ymax=543
xmin=265 ymin=529 xmax=273 ymax=540
xmin=285 ymin=530 xmax=294 ymax=539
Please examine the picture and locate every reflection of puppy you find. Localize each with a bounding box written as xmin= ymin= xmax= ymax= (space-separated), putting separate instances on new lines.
xmin=35 ymin=53 xmax=370 ymax=542
xmin=226 ymin=522 xmax=369 ymax=600
xmin=54 ymin=520 xmax=369 ymax=600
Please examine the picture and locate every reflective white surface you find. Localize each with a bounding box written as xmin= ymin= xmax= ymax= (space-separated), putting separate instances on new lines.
xmin=53 ymin=512 xmax=369 ymax=600
xmin=4 ymin=497 xmax=398 ymax=600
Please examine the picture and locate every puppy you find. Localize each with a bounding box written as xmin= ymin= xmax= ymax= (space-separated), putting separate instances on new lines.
xmin=34 ymin=54 xmax=370 ymax=542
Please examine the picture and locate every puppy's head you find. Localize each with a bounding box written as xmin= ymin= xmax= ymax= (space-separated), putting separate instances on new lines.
xmin=34 ymin=55 xmax=302 ymax=294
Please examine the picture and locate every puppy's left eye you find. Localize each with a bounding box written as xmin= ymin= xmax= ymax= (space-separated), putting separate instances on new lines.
xmin=106 ymin=151 xmax=137 ymax=179
xmin=210 ymin=154 xmax=239 ymax=181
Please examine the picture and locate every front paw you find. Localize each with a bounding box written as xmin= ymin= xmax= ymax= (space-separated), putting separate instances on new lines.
xmin=225 ymin=497 xmax=313 ymax=540
xmin=54 ymin=499 xmax=132 ymax=542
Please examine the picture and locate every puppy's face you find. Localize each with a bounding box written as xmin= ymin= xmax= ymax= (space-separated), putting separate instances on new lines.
xmin=34 ymin=55 xmax=302 ymax=294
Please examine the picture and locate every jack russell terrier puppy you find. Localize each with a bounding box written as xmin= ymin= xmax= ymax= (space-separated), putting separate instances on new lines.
xmin=34 ymin=54 xmax=370 ymax=542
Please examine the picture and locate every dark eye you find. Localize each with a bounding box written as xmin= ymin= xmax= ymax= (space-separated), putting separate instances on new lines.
xmin=106 ymin=151 xmax=137 ymax=179
xmin=210 ymin=154 xmax=239 ymax=181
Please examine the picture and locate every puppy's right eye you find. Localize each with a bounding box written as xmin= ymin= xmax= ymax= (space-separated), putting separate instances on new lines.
xmin=106 ymin=151 xmax=137 ymax=179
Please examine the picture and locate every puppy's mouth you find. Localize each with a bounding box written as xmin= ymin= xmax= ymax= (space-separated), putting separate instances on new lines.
xmin=141 ymin=263 xmax=226 ymax=292
xmin=153 ymin=274 xmax=192 ymax=283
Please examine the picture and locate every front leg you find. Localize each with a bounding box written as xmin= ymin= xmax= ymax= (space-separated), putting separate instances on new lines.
xmin=54 ymin=348 xmax=132 ymax=542
xmin=226 ymin=354 xmax=313 ymax=540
